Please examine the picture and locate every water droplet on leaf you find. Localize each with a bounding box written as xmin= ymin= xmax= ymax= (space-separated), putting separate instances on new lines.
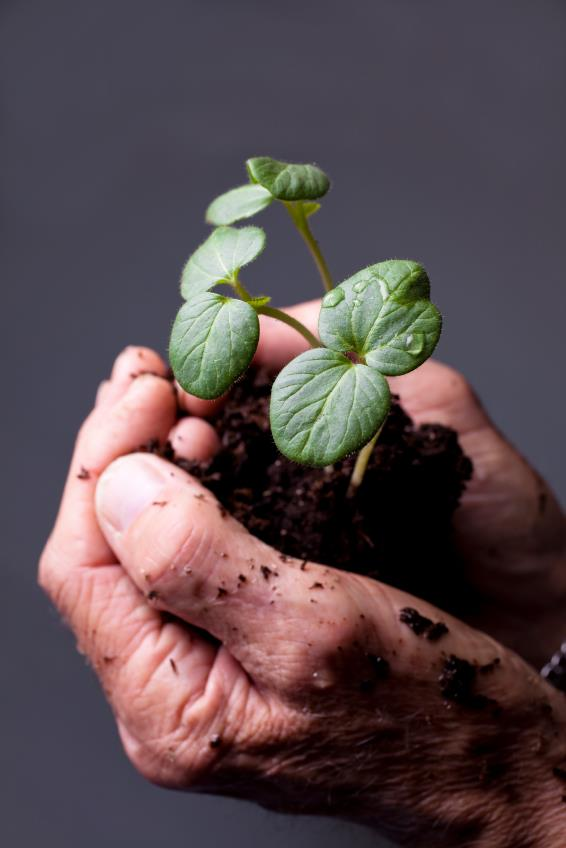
xmin=322 ymin=288 xmax=345 ymax=307
xmin=405 ymin=332 xmax=424 ymax=354
xmin=353 ymin=279 xmax=369 ymax=293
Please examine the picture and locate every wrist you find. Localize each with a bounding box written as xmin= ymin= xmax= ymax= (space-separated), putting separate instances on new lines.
xmin=359 ymin=684 xmax=566 ymax=848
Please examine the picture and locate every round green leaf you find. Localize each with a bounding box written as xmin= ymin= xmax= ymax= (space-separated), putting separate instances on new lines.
xmin=318 ymin=261 xmax=441 ymax=376
xmin=246 ymin=156 xmax=330 ymax=201
xmin=270 ymin=348 xmax=390 ymax=467
xmin=368 ymin=259 xmax=431 ymax=303
xmin=170 ymin=292 xmax=259 ymax=399
xmin=206 ymin=184 xmax=273 ymax=226
xmin=180 ymin=226 xmax=266 ymax=299
xmin=364 ymin=300 xmax=442 ymax=376
xmin=318 ymin=274 xmax=385 ymax=354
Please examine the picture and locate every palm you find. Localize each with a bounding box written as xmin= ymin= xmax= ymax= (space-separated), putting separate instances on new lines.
xmin=389 ymin=361 xmax=564 ymax=594
xmin=388 ymin=360 xmax=566 ymax=663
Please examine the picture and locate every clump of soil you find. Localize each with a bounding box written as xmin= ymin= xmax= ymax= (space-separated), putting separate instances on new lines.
xmin=399 ymin=607 xmax=449 ymax=641
xmin=167 ymin=368 xmax=473 ymax=611
xmin=439 ymin=655 xmax=499 ymax=711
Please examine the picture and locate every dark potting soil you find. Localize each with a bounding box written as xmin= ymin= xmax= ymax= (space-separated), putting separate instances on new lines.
xmin=152 ymin=368 xmax=474 ymax=612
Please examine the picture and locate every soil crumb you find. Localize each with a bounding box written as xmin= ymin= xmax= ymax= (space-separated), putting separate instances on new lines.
xmin=400 ymin=607 xmax=449 ymax=640
xmin=439 ymin=655 xmax=494 ymax=709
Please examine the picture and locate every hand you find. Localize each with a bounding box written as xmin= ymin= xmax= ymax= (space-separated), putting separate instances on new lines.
xmin=251 ymin=300 xmax=566 ymax=667
xmin=40 ymin=344 xmax=566 ymax=848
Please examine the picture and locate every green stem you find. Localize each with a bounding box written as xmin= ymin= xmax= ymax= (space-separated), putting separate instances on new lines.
xmin=233 ymin=277 xmax=320 ymax=349
xmin=256 ymin=305 xmax=321 ymax=349
xmin=347 ymin=420 xmax=386 ymax=498
xmin=233 ymin=279 xmax=252 ymax=301
xmin=284 ymin=202 xmax=334 ymax=293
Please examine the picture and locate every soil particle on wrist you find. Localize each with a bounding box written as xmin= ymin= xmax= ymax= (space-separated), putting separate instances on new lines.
xmin=439 ymin=655 xmax=496 ymax=709
xmin=149 ymin=368 xmax=473 ymax=611
xmin=399 ymin=607 xmax=449 ymax=641
xmin=426 ymin=621 xmax=449 ymax=641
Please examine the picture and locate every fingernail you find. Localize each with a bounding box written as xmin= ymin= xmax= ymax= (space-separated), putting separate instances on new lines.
xmin=96 ymin=455 xmax=170 ymax=533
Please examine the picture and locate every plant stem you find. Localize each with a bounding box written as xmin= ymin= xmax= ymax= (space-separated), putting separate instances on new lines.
xmin=284 ymin=202 xmax=334 ymax=293
xmin=233 ymin=279 xmax=253 ymax=301
xmin=347 ymin=421 xmax=386 ymax=498
xmin=256 ymin=305 xmax=321 ymax=349
xmin=233 ymin=277 xmax=320 ymax=348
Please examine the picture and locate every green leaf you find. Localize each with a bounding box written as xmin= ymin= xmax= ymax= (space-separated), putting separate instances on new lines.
xmin=246 ymin=156 xmax=330 ymax=201
xmin=364 ymin=300 xmax=442 ymax=376
xmin=180 ymin=226 xmax=266 ymax=299
xmin=270 ymin=348 xmax=390 ymax=467
xmin=302 ymin=201 xmax=321 ymax=217
xmin=206 ymin=184 xmax=273 ymax=226
xmin=170 ymin=292 xmax=259 ymax=399
xmin=369 ymin=259 xmax=431 ymax=303
xmin=318 ymin=260 xmax=441 ymax=376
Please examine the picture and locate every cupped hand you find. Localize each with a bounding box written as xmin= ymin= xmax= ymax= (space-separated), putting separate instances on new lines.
xmin=245 ymin=300 xmax=566 ymax=667
xmin=40 ymin=344 xmax=566 ymax=848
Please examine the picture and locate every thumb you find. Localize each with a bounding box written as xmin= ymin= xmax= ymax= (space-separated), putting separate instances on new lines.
xmin=95 ymin=455 xmax=522 ymax=711
xmin=94 ymin=453 xmax=365 ymax=692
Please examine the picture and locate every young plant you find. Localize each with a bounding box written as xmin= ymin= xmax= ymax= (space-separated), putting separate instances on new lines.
xmin=169 ymin=156 xmax=442 ymax=490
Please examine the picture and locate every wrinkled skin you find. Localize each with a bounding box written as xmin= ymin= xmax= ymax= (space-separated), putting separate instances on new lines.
xmin=39 ymin=301 xmax=566 ymax=847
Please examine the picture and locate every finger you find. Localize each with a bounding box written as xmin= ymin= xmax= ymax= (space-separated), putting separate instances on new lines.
xmin=96 ymin=346 xmax=170 ymax=410
xmin=41 ymin=373 xmax=178 ymax=588
xmin=40 ymin=369 xmax=235 ymax=777
xmin=388 ymin=359 xmax=491 ymax=436
xmin=255 ymin=298 xmax=321 ymax=371
xmin=168 ymin=417 xmax=220 ymax=462
xmin=176 ymin=383 xmax=225 ymax=418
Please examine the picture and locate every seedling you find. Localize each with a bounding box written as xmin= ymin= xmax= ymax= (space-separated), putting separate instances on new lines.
xmin=169 ymin=156 xmax=442 ymax=491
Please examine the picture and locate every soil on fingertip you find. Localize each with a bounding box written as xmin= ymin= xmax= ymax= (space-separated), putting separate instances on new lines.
xmin=152 ymin=368 xmax=473 ymax=611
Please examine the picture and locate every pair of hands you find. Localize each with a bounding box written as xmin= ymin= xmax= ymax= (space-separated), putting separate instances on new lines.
xmin=40 ymin=300 xmax=566 ymax=847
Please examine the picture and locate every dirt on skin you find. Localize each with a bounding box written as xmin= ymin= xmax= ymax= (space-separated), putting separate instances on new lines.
xmin=146 ymin=368 xmax=474 ymax=612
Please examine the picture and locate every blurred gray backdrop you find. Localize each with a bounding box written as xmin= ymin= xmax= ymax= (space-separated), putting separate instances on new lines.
xmin=2 ymin=1 xmax=565 ymax=846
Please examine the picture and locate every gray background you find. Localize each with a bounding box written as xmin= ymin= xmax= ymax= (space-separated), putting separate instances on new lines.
xmin=2 ymin=1 xmax=565 ymax=846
